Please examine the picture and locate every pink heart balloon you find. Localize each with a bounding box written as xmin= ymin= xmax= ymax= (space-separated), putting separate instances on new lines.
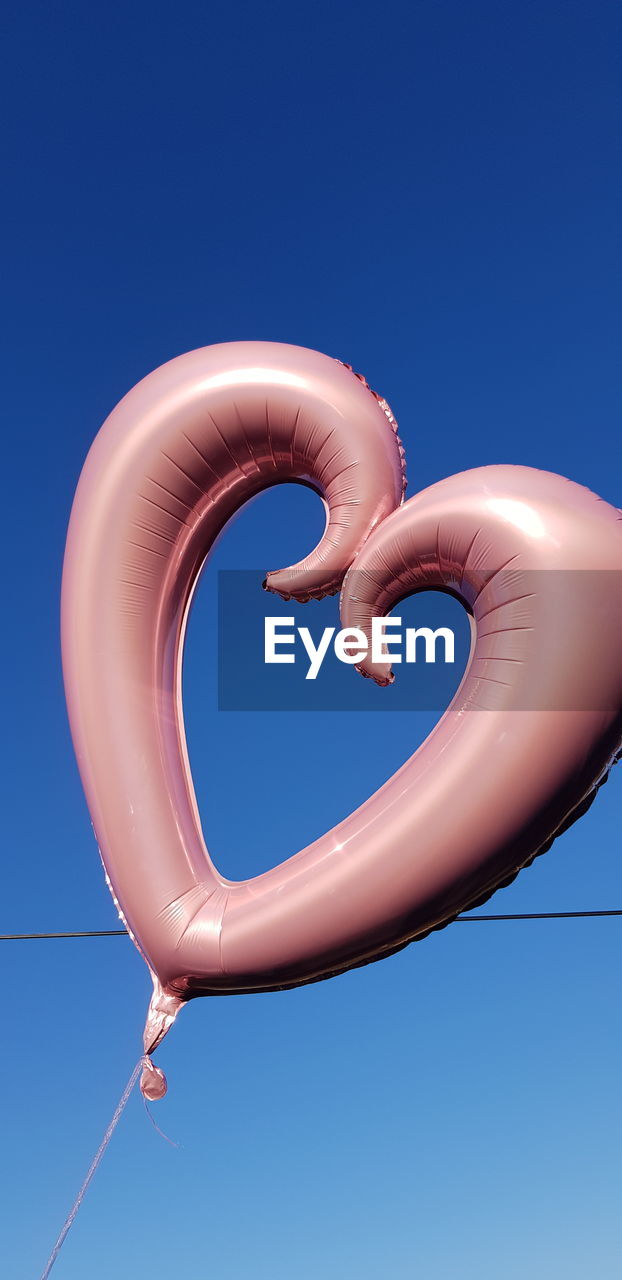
xmin=61 ymin=342 xmax=622 ymax=1097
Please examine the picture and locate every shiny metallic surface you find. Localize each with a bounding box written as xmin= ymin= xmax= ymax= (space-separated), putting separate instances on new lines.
xmin=61 ymin=343 xmax=622 ymax=1087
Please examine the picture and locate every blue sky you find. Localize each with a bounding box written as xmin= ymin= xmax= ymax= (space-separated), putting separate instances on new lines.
xmin=2 ymin=2 xmax=621 ymax=1276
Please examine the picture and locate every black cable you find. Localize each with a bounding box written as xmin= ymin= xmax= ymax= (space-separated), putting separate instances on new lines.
xmin=1 ymin=910 xmax=621 ymax=940
xmin=456 ymin=909 xmax=622 ymax=921
xmin=0 ymin=929 xmax=129 ymax=940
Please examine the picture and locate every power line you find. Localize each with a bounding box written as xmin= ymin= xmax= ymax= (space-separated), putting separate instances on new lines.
xmin=456 ymin=909 xmax=622 ymax=921
xmin=1 ymin=910 xmax=621 ymax=941
xmin=0 ymin=929 xmax=128 ymax=940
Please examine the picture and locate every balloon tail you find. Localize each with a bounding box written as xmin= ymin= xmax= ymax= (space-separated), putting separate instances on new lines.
xmin=140 ymin=974 xmax=184 ymax=1099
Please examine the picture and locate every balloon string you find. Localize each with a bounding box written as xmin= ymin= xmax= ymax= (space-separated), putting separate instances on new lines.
xmin=142 ymin=1096 xmax=180 ymax=1148
xmin=39 ymin=1058 xmax=143 ymax=1280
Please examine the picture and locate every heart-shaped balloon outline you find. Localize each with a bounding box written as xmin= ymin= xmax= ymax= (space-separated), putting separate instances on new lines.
xmin=61 ymin=342 xmax=622 ymax=1095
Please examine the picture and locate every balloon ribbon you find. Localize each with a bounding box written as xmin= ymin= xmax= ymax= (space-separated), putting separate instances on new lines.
xmin=39 ymin=1057 xmax=144 ymax=1279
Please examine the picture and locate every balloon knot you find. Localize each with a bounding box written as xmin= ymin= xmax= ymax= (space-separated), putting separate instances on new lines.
xmin=140 ymin=1055 xmax=168 ymax=1101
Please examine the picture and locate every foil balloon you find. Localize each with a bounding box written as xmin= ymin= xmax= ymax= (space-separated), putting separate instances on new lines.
xmin=61 ymin=341 xmax=622 ymax=1098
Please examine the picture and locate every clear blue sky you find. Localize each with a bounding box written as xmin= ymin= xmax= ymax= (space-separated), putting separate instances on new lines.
xmin=2 ymin=3 xmax=621 ymax=1276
